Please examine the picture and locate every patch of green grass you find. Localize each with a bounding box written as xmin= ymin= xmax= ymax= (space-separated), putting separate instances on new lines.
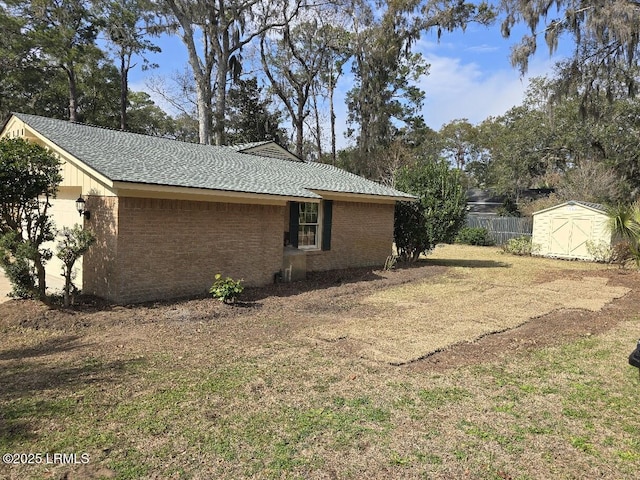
xmin=417 ymin=387 xmax=471 ymax=408
xmin=617 ymin=450 xmax=640 ymax=462
xmin=107 ymin=448 xmax=151 ymax=479
xmin=389 ymin=450 xmax=412 ymax=466
xmin=570 ymin=436 xmax=596 ymax=454
xmin=493 ymin=401 xmax=519 ymax=417
xmin=415 ymin=451 xmax=443 ymax=465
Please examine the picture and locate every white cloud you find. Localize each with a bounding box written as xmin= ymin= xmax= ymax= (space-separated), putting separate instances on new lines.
xmin=419 ymin=54 xmax=555 ymax=130
xmin=465 ymin=44 xmax=500 ymax=53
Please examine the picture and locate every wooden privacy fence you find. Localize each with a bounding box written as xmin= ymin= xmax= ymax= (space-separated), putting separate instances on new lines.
xmin=466 ymin=215 xmax=533 ymax=245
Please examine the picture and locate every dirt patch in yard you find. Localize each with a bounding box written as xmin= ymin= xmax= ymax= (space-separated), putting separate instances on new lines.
xmin=411 ymin=267 xmax=640 ymax=372
xmin=1 ymin=246 xmax=638 ymax=371
xmin=304 ymin=275 xmax=630 ymax=364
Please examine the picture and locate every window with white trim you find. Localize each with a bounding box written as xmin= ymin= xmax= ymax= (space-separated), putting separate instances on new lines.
xmin=298 ymin=202 xmax=321 ymax=249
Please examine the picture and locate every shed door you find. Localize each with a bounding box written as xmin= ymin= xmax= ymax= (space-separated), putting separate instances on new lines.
xmin=549 ymin=216 xmax=592 ymax=258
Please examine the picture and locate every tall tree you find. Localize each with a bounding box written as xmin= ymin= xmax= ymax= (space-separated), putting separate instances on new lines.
xmin=477 ymin=106 xmax=554 ymax=202
xmin=346 ymin=0 xmax=426 ymax=165
xmin=500 ymin=1 xmax=640 ymax=87
xmin=154 ymin=0 xmax=216 ymax=144
xmin=75 ymin=59 xmax=122 ymax=126
xmin=225 ymin=77 xmax=286 ymax=144
xmin=345 ymin=0 xmax=494 ymax=177
xmin=260 ymin=18 xmax=334 ymax=158
xmin=7 ymin=0 xmax=104 ymax=122
xmin=126 ymin=91 xmax=179 ymax=136
xmin=320 ymin=25 xmax=351 ymax=164
xmin=439 ymin=119 xmax=481 ymax=170
xmin=98 ymin=0 xmax=161 ymax=130
xmin=158 ymin=0 xmax=303 ymax=145
xmin=0 ymin=6 xmax=60 ymax=119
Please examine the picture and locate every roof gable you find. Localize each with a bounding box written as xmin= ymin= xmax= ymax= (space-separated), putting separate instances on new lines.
xmin=533 ymin=200 xmax=607 ymax=216
xmin=5 ymin=113 xmax=414 ymax=202
xmin=230 ymin=141 xmax=302 ymax=162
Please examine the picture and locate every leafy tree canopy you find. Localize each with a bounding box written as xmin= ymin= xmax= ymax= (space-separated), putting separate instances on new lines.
xmin=0 ymin=138 xmax=62 ymax=299
xmin=394 ymin=158 xmax=467 ymax=262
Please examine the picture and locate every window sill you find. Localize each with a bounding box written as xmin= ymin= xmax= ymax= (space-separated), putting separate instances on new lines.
xmin=299 ymin=247 xmax=322 ymax=254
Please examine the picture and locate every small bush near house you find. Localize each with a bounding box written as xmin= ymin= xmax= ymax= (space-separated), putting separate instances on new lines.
xmin=455 ymin=227 xmax=494 ymax=246
xmin=56 ymin=225 xmax=96 ymax=307
xmin=502 ymin=236 xmax=536 ymax=256
xmin=210 ymin=274 xmax=244 ymax=304
xmin=586 ymin=240 xmax=615 ymax=264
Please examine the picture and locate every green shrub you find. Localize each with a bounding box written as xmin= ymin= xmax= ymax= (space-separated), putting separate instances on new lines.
xmin=455 ymin=227 xmax=494 ymax=246
xmin=210 ymin=274 xmax=244 ymax=304
xmin=394 ymin=159 xmax=466 ymax=262
xmin=586 ymin=240 xmax=615 ymax=264
xmin=0 ymin=231 xmax=37 ymax=299
xmin=502 ymin=236 xmax=536 ymax=256
xmin=56 ymin=225 xmax=96 ymax=307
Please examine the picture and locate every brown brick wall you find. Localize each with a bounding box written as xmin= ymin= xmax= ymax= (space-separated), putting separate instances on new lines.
xmin=84 ymin=196 xmax=285 ymax=304
xmin=83 ymin=196 xmax=120 ymax=301
xmin=306 ymin=201 xmax=394 ymax=272
xmin=82 ymin=196 xmax=394 ymax=304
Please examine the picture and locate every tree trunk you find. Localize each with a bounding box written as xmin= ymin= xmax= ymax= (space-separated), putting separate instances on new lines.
xmin=63 ymin=265 xmax=73 ymax=307
xmin=312 ymin=86 xmax=322 ymax=160
xmin=66 ymin=65 xmax=78 ymax=122
xmin=166 ymin=1 xmax=214 ymax=145
xmin=295 ymin=100 xmax=305 ymax=159
xmin=213 ymin=55 xmax=228 ymax=146
xmin=330 ymin=79 xmax=336 ymax=165
xmin=120 ymin=52 xmax=128 ymax=131
xmin=34 ymin=252 xmax=47 ymax=301
xmin=195 ymin=82 xmax=212 ymax=145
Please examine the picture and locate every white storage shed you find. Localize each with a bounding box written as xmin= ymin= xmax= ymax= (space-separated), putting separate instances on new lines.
xmin=532 ymin=201 xmax=611 ymax=261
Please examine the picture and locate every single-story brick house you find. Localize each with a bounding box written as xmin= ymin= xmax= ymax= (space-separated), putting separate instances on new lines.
xmin=1 ymin=113 xmax=414 ymax=304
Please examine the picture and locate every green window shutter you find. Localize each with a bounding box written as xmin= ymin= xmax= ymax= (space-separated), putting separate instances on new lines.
xmin=289 ymin=201 xmax=299 ymax=247
xmin=322 ymin=200 xmax=333 ymax=251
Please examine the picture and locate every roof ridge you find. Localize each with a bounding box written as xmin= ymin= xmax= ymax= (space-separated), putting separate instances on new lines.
xmin=14 ymin=112 xmax=204 ymax=146
xmin=9 ymin=112 xmax=415 ymax=201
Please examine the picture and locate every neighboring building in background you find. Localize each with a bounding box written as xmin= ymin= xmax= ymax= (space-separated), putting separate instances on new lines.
xmin=466 ymin=188 xmax=555 ymax=216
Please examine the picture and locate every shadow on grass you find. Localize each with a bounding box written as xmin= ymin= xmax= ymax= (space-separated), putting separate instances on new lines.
xmin=0 ymin=357 xmax=141 ymax=401
xmin=421 ymin=258 xmax=512 ymax=269
xmin=39 ymin=262 xmax=439 ymax=311
xmin=0 ymin=335 xmax=85 ymax=361
xmin=0 ymin=354 xmax=144 ymax=444
xmin=245 ymin=267 xmax=387 ymax=302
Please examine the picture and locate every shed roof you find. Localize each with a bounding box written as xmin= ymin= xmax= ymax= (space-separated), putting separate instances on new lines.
xmin=533 ymin=200 xmax=607 ymax=216
xmin=7 ymin=113 xmax=414 ymax=201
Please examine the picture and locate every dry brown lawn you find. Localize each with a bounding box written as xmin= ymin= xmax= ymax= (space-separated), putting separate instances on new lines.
xmin=305 ymin=245 xmax=630 ymax=364
xmin=1 ymin=245 xmax=639 ymax=480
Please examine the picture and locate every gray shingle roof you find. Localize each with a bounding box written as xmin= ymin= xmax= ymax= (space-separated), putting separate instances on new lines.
xmin=14 ymin=113 xmax=414 ymax=200
xmin=570 ymin=200 xmax=606 ymax=212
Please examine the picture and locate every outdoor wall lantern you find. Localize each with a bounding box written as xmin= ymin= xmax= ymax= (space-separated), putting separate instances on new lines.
xmin=76 ymin=196 xmax=90 ymax=219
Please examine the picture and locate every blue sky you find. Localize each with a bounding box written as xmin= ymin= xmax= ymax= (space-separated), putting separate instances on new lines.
xmin=415 ymin=21 xmax=571 ymax=130
xmin=128 ymin=14 xmax=572 ymax=148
